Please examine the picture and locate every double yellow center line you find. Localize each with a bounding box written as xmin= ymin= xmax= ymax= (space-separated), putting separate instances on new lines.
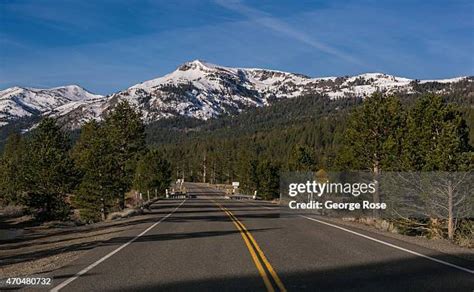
xmin=214 ymin=200 xmax=287 ymax=292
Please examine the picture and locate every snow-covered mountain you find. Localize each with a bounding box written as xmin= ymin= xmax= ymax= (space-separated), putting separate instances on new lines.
xmin=0 ymin=60 xmax=471 ymax=129
xmin=0 ymin=85 xmax=102 ymax=127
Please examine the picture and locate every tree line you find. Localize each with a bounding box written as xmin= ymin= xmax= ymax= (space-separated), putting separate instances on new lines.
xmin=0 ymin=102 xmax=172 ymax=223
xmin=150 ymin=92 xmax=472 ymax=194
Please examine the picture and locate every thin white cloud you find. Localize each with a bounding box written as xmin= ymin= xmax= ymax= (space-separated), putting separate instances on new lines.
xmin=214 ymin=0 xmax=366 ymax=66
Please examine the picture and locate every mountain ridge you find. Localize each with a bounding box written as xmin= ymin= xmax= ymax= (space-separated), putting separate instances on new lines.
xmin=0 ymin=60 xmax=471 ymax=130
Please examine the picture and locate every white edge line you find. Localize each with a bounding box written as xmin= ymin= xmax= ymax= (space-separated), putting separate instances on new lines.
xmin=300 ymin=215 xmax=474 ymax=275
xmin=50 ymin=199 xmax=186 ymax=292
xmin=225 ymin=200 xmax=473 ymax=274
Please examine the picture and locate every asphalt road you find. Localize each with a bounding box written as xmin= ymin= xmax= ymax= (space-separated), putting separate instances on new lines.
xmin=32 ymin=183 xmax=474 ymax=291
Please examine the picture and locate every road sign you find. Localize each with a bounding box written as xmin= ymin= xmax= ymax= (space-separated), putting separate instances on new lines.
xmin=232 ymin=182 xmax=240 ymax=188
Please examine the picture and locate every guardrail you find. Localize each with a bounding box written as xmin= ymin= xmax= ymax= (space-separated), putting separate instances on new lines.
xmin=228 ymin=194 xmax=258 ymax=200
xmin=167 ymin=192 xmax=188 ymax=199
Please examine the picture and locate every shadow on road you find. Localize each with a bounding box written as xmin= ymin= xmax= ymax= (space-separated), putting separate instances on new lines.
xmin=0 ymin=227 xmax=275 ymax=267
xmin=150 ymin=208 xmax=273 ymax=215
xmin=0 ymin=201 xmax=184 ymax=245
xmin=98 ymin=254 xmax=474 ymax=291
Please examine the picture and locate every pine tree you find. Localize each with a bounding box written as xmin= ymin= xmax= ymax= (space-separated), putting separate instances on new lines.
xmin=21 ymin=118 xmax=75 ymax=221
xmin=0 ymin=133 xmax=25 ymax=205
xmin=103 ymin=101 xmax=146 ymax=209
xmin=257 ymin=160 xmax=280 ymax=200
xmin=72 ymin=121 xmax=120 ymax=222
xmin=236 ymin=148 xmax=259 ymax=194
xmin=339 ymin=93 xmax=405 ymax=172
xmin=133 ymin=149 xmax=172 ymax=197
xmin=402 ymin=94 xmax=472 ymax=171
xmin=402 ymin=94 xmax=473 ymax=239
xmin=338 ymin=93 xmax=405 ymax=216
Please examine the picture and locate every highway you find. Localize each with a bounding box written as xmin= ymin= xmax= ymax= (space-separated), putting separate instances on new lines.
xmin=45 ymin=183 xmax=473 ymax=291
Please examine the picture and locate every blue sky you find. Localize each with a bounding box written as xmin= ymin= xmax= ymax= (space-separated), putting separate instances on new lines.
xmin=1 ymin=0 xmax=473 ymax=94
